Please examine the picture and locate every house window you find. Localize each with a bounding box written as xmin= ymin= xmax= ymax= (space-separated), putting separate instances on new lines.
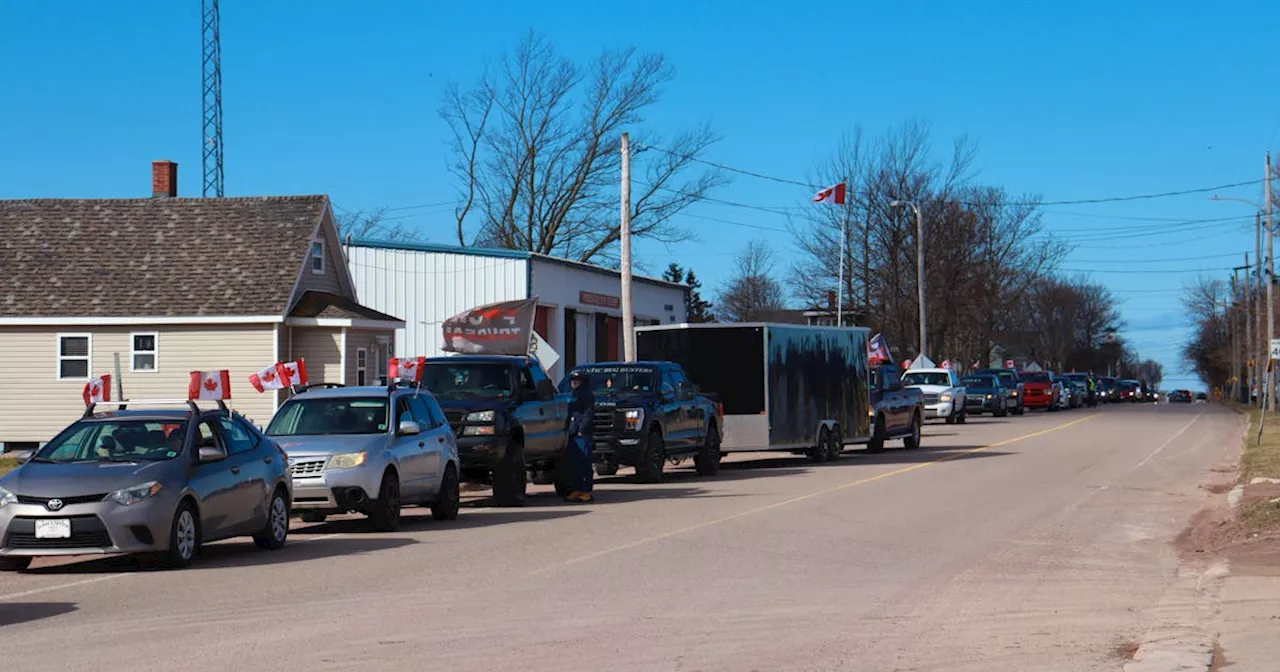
xmin=57 ymin=334 xmax=91 ymax=380
xmin=311 ymin=241 xmax=325 ymax=274
xmin=131 ymin=332 xmax=158 ymax=372
xmin=356 ymin=348 xmax=367 ymax=386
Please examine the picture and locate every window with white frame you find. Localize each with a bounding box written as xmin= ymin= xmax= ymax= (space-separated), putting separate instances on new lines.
xmin=131 ymin=332 xmax=158 ymax=371
xmin=311 ymin=241 xmax=325 ymax=274
xmin=57 ymin=334 xmax=91 ymax=380
xmin=356 ymin=348 xmax=367 ymax=386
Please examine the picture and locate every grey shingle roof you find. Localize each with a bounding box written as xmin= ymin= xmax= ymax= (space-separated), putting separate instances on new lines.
xmin=288 ymin=291 xmax=403 ymax=323
xmin=0 ymin=196 xmax=328 ymax=317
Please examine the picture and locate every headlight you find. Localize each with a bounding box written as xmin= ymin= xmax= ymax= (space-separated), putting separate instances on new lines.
xmin=1010 ymin=390 xmax=1018 ymax=397
xmin=940 ymin=393 xmax=952 ymax=402
xmin=986 ymin=393 xmax=993 ymax=399
xmin=463 ymin=426 xmax=496 ymax=436
xmin=327 ymin=452 xmax=367 ymax=469
xmin=109 ymin=481 xmax=162 ymax=506
xmin=466 ymin=410 xmax=496 ymax=422
xmin=0 ymin=486 xmax=15 ymax=508
xmin=623 ymin=408 xmax=644 ymax=432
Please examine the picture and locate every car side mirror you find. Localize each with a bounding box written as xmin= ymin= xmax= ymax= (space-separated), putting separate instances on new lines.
xmin=536 ymin=379 xmax=557 ymax=401
xmin=398 ymin=420 xmax=421 ymax=436
xmin=12 ymin=450 xmax=32 ymax=465
xmin=198 ymin=445 xmax=227 ymax=463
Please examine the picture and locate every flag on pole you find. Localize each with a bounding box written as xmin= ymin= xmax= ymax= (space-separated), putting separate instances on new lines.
xmin=280 ymin=359 xmax=308 ymax=387
xmin=248 ymin=362 xmax=289 ymax=393
xmin=868 ymin=333 xmax=891 ymax=365
xmin=941 ymin=360 xmax=952 ymax=369
xmin=189 ymin=370 xmax=232 ymax=400
xmin=813 ymin=183 xmax=847 ymax=205
xmin=389 ymin=356 xmax=426 ymax=383
xmin=83 ymin=374 xmax=111 ymax=406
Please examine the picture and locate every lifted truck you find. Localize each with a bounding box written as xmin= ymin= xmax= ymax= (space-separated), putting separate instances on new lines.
xmin=421 ymin=355 xmax=569 ymax=507
xmin=867 ymin=364 xmax=925 ymax=452
xmin=559 ymin=361 xmax=724 ymax=482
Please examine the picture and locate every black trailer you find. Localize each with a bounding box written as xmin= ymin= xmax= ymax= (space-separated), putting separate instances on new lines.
xmin=635 ymin=323 xmax=872 ymax=461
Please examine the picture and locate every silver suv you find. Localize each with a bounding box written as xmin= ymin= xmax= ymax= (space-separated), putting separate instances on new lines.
xmin=0 ymin=399 xmax=292 ymax=570
xmin=266 ymin=384 xmax=461 ymax=531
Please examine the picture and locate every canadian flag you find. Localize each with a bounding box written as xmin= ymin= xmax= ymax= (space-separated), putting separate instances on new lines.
xmin=249 ymin=362 xmax=290 ymax=393
xmin=941 ymin=360 xmax=952 ymax=369
xmin=82 ymin=374 xmax=111 ymax=406
xmin=813 ymin=182 xmax=847 ymax=205
xmin=280 ymin=359 xmax=308 ymax=387
xmin=389 ymin=356 xmax=426 ymax=383
xmin=188 ymin=370 xmax=232 ymax=400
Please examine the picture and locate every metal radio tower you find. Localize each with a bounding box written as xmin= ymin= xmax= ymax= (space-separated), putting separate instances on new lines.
xmin=201 ymin=0 xmax=224 ymax=197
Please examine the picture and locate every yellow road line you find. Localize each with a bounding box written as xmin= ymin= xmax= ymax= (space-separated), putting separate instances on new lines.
xmin=523 ymin=413 xmax=1099 ymax=578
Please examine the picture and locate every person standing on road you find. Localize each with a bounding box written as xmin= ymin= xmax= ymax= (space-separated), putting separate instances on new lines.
xmin=1086 ymin=373 xmax=1097 ymax=406
xmin=565 ymin=370 xmax=596 ymax=503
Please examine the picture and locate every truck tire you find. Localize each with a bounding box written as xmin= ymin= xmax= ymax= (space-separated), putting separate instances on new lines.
xmin=635 ymin=428 xmax=666 ymax=484
xmin=903 ymin=413 xmax=922 ymax=450
xmin=866 ymin=416 xmax=886 ymax=453
xmin=824 ymin=426 xmax=843 ymax=461
xmin=945 ymin=411 xmax=957 ymax=425
xmin=432 ymin=465 xmax=461 ymax=521
xmin=808 ymin=427 xmax=830 ymax=463
xmin=995 ymin=403 xmax=1009 ymax=418
xmin=694 ymin=425 xmax=722 ymax=476
xmin=1013 ymin=402 xmax=1025 ymax=416
xmin=492 ymin=439 xmax=527 ymax=507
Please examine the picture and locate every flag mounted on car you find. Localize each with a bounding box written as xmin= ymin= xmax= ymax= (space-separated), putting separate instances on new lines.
xmin=82 ymin=374 xmax=111 ymax=406
xmin=280 ymin=359 xmax=308 ymax=387
xmin=189 ymin=370 xmax=231 ymax=400
xmin=441 ymin=298 xmax=538 ymax=356
xmin=249 ymin=363 xmax=288 ymax=393
xmin=813 ymin=183 xmax=847 ymax=205
xmin=390 ymin=356 xmax=426 ymax=383
xmin=867 ymin=333 xmax=891 ymax=365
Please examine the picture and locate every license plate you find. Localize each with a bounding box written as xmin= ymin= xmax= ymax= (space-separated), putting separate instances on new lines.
xmin=35 ymin=519 xmax=71 ymax=539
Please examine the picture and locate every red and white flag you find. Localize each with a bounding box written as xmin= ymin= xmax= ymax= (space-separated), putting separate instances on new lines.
xmin=189 ymin=370 xmax=232 ymax=400
xmin=813 ymin=182 xmax=847 ymax=205
xmin=868 ymin=333 xmax=892 ymax=365
xmin=248 ymin=362 xmax=289 ymax=393
xmin=941 ymin=360 xmax=952 ymax=369
xmin=82 ymin=374 xmax=111 ymax=406
xmin=280 ymin=359 xmax=308 ymax=387
xmin=389 ymin=356 xmax=426 ymax=383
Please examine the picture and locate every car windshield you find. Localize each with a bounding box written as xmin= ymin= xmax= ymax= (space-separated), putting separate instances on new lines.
xmin=267 ymin=398 xmax=389 ymax=436
xmin=1020 ymin=372 xmax=1051 ymax=383
xmin=34 ymin=419 xmax=189 ymax=463
xmin=559 ymin=366 xmax=658 ymax=394
xmin=962 ymin=375 xmax=997 ymax=387
xmin=902 ymin=372 xmax=952 ymax=387
xmin=1119 ymin=381 xmax=1140 ymax=390
xmin=422 ymin=362 xmax=514 ymax=398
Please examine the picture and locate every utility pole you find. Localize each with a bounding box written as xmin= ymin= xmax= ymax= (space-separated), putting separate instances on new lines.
xmin=1230 ymin=273 xmax=1239 ymax=403
xmin=1246 ymin=253 xmax=1254 ymax=405
xmin=620 ymin=132 xmax=635 ymax=362
xmin=837 ymin=189 xmax=847 ymax=327
xmin=1267 ymin=152 xmax=1275 ymax=412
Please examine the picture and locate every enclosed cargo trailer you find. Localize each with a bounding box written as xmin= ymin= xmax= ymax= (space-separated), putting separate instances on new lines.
xmin=635 ymin=323 xmax=872 ymax=460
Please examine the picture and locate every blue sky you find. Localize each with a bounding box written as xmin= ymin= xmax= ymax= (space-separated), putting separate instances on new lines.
xmin=3 ymin=1 xmax=1278 ymax=391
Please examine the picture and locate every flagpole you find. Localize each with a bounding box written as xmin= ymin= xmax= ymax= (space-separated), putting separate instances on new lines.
xmin=837 ymin=180 xmax=850 ymax=327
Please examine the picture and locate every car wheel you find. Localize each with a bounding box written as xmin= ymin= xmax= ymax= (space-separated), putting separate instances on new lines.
xmin=995 ymin=404 xmax=1008 ymax=418
xmin=903 ymin=413 xmax=922 ymax=450
xmin=825 ymin=425 xmax=843 ymax=462
xmin=866 ymin=415 xmax=886 ymax=453
xmin=957 ymin=409 xmax=967 ymax=424
xmin=492 ymin=439 xmax=527 ymax=508
xmin=945 ymin=411 xmax=956 ymax=425
xmin=163 ymin=500 xmax=200 ymax=568
xmin=808 ymin=427 xmax=830 ymax=463
xmin=299 ymin=512 xmax=327 ymax=524
xmin=253 ymin=488 xmax=290 ymax=550
xmin=1013 ymin=403 xmax=1025 ymax=416
xmin=0 ymin=557 xmax=32 ymax=572
xmin=635 ymin=428 xmax=666 ymax=483
xmin=432 ymin=465 xmax=461 ymax=521
xmin=369 ymin=471 xmax=402 ymax=531
xmin=695 ymin=425 xmax=722 ymax=476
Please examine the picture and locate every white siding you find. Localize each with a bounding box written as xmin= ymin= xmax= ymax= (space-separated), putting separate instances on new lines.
xmin=529 ymin=258 xmax=688 ymax=324
xmin=345 ymin=245 xmax=528 ymax=359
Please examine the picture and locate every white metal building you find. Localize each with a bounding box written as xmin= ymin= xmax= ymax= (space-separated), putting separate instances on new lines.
xmin=344 ymin=240 xmax=690 ymax=382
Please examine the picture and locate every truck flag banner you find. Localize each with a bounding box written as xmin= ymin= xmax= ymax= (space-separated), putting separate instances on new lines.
xmin=188 ymin=370 xmax=232 ymax=400
xmin=389 ymin=356 xmax=426 ymax=383
xmin=868 ymin=333 xmax=891 ymax=365
xmin=83 ymin=374 xmax=111 ymax=406
xmin=441 ymin=298 xmax=538 ymax=356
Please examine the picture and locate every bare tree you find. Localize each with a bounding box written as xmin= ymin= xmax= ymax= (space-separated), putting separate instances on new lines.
xmin=440 ymin=32 xmax=726 ymax=265
xmin=334 ymin=207 xmax=425 ymax=243
xmin=719 ymin=240 xmax=786 ymax=322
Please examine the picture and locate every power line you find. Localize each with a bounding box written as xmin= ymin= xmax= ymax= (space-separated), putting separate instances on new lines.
xmin=1068 ymin=251 xmax=1246 ymax=264
xmin=1059 ymin=266 xmax=1234 ymax=274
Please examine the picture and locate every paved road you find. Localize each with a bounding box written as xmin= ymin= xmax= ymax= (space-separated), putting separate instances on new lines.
xmin=0 ymin=403 xmax=1238 ymax=671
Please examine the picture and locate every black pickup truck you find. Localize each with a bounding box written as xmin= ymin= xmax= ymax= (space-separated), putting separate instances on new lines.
xmin=421 ymin=355 xmax=569 ymax=506
xmin=558 ymin=361 xmax=723 ymax=483
xmin=866 ymin=364 xmax=925 ymax=452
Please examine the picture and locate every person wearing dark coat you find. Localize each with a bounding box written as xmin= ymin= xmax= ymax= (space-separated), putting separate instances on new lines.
xmin=565 ymin=370 xmax=596 ymax=502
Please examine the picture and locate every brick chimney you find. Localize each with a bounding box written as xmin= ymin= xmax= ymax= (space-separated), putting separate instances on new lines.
xmin=151 ymin=160 xmax=177 ymax=198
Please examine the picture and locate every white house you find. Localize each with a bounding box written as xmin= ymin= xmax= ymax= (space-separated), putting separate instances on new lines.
xmin=343 ymin=239 xmax=690 ymax=382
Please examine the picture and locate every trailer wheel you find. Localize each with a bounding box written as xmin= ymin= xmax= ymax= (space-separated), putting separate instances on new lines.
xmin=635 ymin=428 xmax=666 ymax=484
xmin=866 ymin=416 xmax=886 ymax=453
xmin=808 ymin=427 xmax=830 ymax=463
xmin=825 ymin=425 xmax=843 ymax=461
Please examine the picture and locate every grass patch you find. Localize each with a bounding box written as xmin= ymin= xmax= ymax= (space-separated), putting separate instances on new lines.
xmin=1242 ymin=409 xmax=1280 ymax=482
xmin=0 ymin=458 xmax=18 ymax=477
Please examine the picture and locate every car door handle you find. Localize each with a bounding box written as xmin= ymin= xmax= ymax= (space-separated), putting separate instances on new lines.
xmin=262 ymin=456 xmax=273 ymax=464
xmin=231 ymin=467 xmax=241 ymax=474
xmin=418 ymin=442 xmax=425 ymax=448
xmin=438 ymin=436 xmax=445 ymax=443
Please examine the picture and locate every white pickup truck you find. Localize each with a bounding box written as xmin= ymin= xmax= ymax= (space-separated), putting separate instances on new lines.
xmin=901 ymin=368 xmax=967 ymax=424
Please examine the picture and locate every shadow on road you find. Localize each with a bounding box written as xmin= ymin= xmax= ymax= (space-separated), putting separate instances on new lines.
xmin=717 ymin=446 xmax=1013 ymax=473
xmin=292 ymin=507 xmax=589 ymax=534
xmin=26 ymin=535 xmax=418 ymax=575
xmin=0 ymin=602 xmax=77 ymax=626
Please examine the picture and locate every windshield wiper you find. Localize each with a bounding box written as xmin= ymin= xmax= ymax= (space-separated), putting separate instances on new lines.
xmin=97 ymin=456 xmax=141 ymax=463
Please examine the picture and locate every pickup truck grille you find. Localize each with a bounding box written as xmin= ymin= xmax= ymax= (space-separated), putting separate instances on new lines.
xmin=922 ymin=393 xmax=940 ymax=404
xmin=593 ymin=409 xmax=615 ymax=433
xmin=443 ymin=410 xmax=466 ymax=435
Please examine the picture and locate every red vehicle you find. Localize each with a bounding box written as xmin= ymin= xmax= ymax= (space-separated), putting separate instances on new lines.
xmin=1017 ymin=370 xmax=1058 ymax=410
xmin=1117 ymin=380 xmax=1140 ymax=401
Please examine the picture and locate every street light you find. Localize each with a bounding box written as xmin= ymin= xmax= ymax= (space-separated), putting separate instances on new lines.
xmin=891 ymin=199 xmax=926 ymax=359
xmin=1212 ymin=194 xmax=1269 ymax=410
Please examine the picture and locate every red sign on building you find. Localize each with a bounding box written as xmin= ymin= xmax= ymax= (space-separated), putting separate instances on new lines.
xmin=579 ymin=291 xmax=621 ymax=309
